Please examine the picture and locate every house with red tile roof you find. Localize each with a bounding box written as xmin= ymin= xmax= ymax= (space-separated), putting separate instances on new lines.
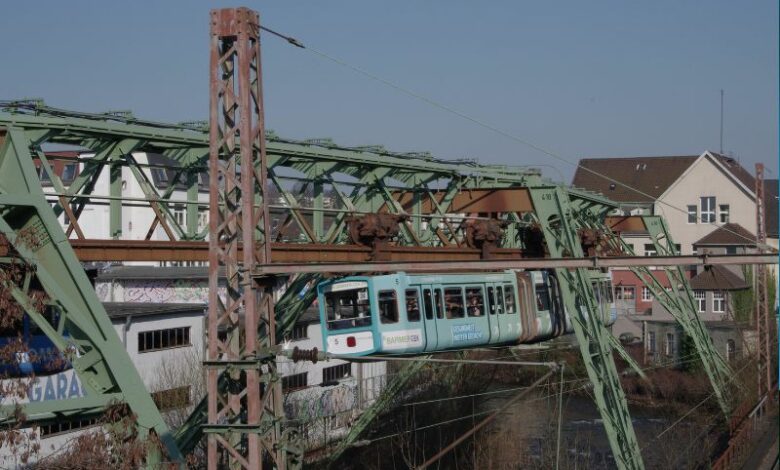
xmin=572 ymin=150 xmax=776 ymax=362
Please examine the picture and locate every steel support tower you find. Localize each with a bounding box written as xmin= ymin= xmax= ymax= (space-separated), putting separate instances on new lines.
xmin=206 ymin=8 xmax=285 ymax=469
xmin=754 ymin=163 xmax=771 ymax=398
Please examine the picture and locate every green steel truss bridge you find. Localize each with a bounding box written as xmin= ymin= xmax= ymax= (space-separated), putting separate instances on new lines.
xmin=0 ymin=8 xmax=770 ymax=469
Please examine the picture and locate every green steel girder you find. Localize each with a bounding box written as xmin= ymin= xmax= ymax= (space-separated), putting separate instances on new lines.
xmin=0 ymin=128 xmax=183 ymax=462
xmin=527 ymin=185 xmax=644 ymax=470
xmin=0 ymin=104 xmax=643 ymax=465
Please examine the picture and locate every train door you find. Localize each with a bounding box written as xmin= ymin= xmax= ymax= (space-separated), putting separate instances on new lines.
xmin=514 ymin=272 xmax=534 ymax=342
xmin=421 ymin=285 xmax=439 ymax=351
xmin=487 ymin=283 xmax=514 ymax=344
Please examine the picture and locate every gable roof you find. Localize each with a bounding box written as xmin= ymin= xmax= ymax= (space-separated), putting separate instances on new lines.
xmin=689 ymin=265 xmax=749 ymax=291
xmin=571 ymin=156 xmax=699 ymax=202
xmin=711 ymin=153 xmax=755 ymax=189
xmin=572 ymin=151 xmax=759 ymax=204
xmin=693 ymin=223 xmax=756 ymax=246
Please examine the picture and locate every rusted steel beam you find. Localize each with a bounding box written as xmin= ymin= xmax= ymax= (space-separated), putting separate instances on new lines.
xmin=254 ymin=253 xmax=779 ymax=275
xmin=67 ymin=239 xmax=526 ymax=263
xmin=69 ymin=239 xmax=209 ymax=261
xmin=67 ymin=240 xmax=777 ymax=269
xmin=388 ymin=187 xmax=535 ymax=213
xmin=605 ymin=215 xmax=649 ymax=233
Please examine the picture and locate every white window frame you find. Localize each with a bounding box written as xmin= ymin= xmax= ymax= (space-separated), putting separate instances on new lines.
xmin=713 ymin=291 xmax=725 ymax=313
xmin=647 ymin=331 xmax=656 ymax=353
xmin=694 ymin=290 xmax=706 ymax=313
xmin=643 ymin=244 xmax=657 ymax=257
xmin=641 ymin=287 xmax=653 ymax=302
xmin=719 ymin=204 xmax=730 ymax=223
xmin=616 ymin=286 xmax=635 ymax=301
xmin=687 ymin=205 xmax=697 ymax=224
xmin=665 ymin=333 xmax=675 ymax=356
xmin=700 ymin=197 xmax=716 ymax=223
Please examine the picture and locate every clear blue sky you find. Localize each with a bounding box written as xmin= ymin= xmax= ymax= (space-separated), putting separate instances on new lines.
xmin=1 ymin=1 xmax=777 ymax=181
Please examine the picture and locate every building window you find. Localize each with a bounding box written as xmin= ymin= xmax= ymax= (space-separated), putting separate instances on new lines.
xmin=61 ymin=163 xmax=78 ymax=184
xmin=713 ymin=291 xmax=725 ymax=313
xmin=647 ymin=332 xmax=656 ymax=354
xmin=641 ymin=287 xmax=653 ymax=302
xmin=644 ymin=244 xmax=657 ymax=257
xmin=726 ymin=339 xmax=736 ymax=361
xmin=40 ymin=417 xmax=99 ymax=437
xmin=62 ymin=202 xmax=79 ymax=227
xmin=287 ymin=324 xmax=308 ymax=342
xmin=665 ymin=333 xmax=675 ymax=356
xmin=37 ymin=165 xmax=53 ymax=186
xmin=151 ymin=167 xmax=170 ymax=187
xmin=726 ymin=246 xmax=737 ymax=255
xmin=719 ymin=204 xmax=730 ymax=223
xmin=198 ymin=211 xmax=209 ymax=232
xmin=151 ymin=386 xmax=191 ymax=411
xmin=624 ymin=243 xmax=635 ymax=254
xmin=694 ymin=290 xmax=706 ymax=313
xmin=616 ymin=286 xmax=635 ymax=300
xmin=700 ymin=197 xmax=716 ymax=223
xmin=322 ymin=363 xmax=351 ymax=383
xmin=138 ymin=326 xmax=191 ymax=353
xmin=687 ymin=205 xmax=697 ymax=224
xmin=173 ymin=206 xmax=185 ymax=226
xmin=282 ymin=372 xmax=308 ymax=392
xmin=378 ymin=290 xmax=399 ymax=324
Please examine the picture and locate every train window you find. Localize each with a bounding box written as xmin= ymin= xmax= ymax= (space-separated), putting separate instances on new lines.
xmin=465 ymin=287 xmax=485 ymax=317
xmin=535 ymin=285 xmax=551 ymax=311
xmin=503 ymin=285 xmax=516 ymax=314
xmin=379 ymin=290 xmax=399 ymax=324
xmin=405 ymin=289 xmax=421 ymax=322
xmin=423 ymin=289 xmax=434 ymax=320
xmin=444 ymin=287 xmax=465 ymax=319
xmin=495 ymin=286 xmax=505 ymax=314
xmin=325 ymin=287 xmax=371 ymax=330
xmin=487 ymin=286 xmax=495 ymax=314
xmin=434 ymin=289 xmax=444 ymax=319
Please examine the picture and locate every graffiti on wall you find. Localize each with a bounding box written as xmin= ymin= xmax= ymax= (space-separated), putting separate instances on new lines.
xmin=95 ymin=280 xmax=226 ymax=304
xmin=284 ymin=383 xmax=359 ymax=422
xmin=0 ymin=370 xmax=87 ymax=407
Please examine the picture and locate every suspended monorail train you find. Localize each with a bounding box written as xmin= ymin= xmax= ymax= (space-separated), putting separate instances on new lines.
xmin=317 ymin=270 xmax=616 ymax=356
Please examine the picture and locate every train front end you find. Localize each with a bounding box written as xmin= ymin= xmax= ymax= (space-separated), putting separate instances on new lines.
xmin=318 ymin=277 xmax=377 ymax=356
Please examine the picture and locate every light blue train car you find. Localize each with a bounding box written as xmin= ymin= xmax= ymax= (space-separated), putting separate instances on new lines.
xmin=317 ymin=269 xmax=615 ymax=356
